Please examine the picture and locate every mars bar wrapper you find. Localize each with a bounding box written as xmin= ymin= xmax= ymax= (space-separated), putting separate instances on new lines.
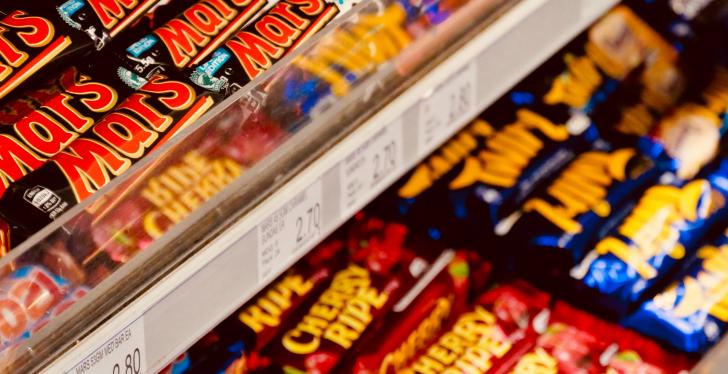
xmin=0 ymin=0 xmax=161 ymax=100
xmin=0 ymin=70 xmax=220 ymax=254
xmin=117 ymin=0 xmax=270 ymax=81
xmin=187 ymin=0 xmax=356 ymax=98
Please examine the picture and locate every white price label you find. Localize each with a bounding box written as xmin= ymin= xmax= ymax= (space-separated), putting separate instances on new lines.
xmin=68 ymin=317 xmax=147 ymax=374
xmin=340 ymin=119 xmax=404 ymax=217
xmin=258 ymin=180 xmax=323 ymax=281
xmin=418 ymin=62 xmax=476 ymax=156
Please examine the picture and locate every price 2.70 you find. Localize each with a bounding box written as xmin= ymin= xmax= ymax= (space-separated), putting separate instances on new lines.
xmin=372 ymin=140 xmax=397 ymax=183
xmin=111 ymin=348 xmax=141 ymax=374
xmin=295 ymin=202 xmax=320 ymax=245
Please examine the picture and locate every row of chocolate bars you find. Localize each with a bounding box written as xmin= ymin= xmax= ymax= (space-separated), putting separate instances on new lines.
xmin=164 ymin=1 xmax=728 ymax=373
xmin=0 ymin=0 xmax=470 ymax=356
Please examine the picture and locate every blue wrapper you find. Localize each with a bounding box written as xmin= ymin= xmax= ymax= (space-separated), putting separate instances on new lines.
xmin=508 ymin=146 xmax=665 ymax=278
xmin=371 ymin=105 xmax=597 ymax=250
xmin=623 ymin=229 xmax=728 ymax=353
xmin=571 ymin=159 xmax=728 ymax=316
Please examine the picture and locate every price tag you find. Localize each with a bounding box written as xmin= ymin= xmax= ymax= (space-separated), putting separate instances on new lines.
xmin=417 ymin=62 xmax=476 ymax=157
xmin=340 ymin=119 xmax=404 ymax=217
xmin=257 ymin=180 xmax=323 ymax=282
xmin=68 ymin=317 xmax=147 ymax=374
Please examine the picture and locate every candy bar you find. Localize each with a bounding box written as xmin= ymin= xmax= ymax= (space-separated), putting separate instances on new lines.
xmin=0 ymin=0 xmax=160 ymax=100
xmin=188 ymin=0 xmax=358 ymax=97
xmin=118 ymin=0 xmax=270 ymax=81
xmin=347 ymin=250 xmax=482 ymax=373
xmin=258 ymin=217 xmax=434 ymax=374
xmin=647 ymin=66 xmax=728 ymax=180
xmin=0 ymin=70 xmax=220 ymax=254
xmin=508 ymin=146 xmax=664 ymax=281
xmin=0 ymin=265 xmax=71 ymax=352
xmin=507 ymin=302 xmax=693 ymax=373
xmin=623 ymin=229 xmax=728 ymax=353
xmin=400 ymin=281 xmax=550 ymax=374
xmin=570 ymin=159 xmax=728 ymax=316
xmin=180 ymin=239 xmax=346 ymax=373
xmin=0 ymin=62 xmax=137 ymax=202
xmin=273 ymin=1 xmax=412 ymax=115
xmin=0 ymin=0 xmax=272 ymax=204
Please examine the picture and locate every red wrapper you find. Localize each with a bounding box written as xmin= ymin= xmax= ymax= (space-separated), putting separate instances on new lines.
xmin=506 ymin=302 xmax=694 ymax=374
xmin=0 ymin=71 xmax=220 ymax=254
xmin=401 ymin=281 xmax=551 ymax=374
xmin=348 ymin=250 xmax=488 ymax=374
xmin=258 ymin=217 xmax=436 ymax=374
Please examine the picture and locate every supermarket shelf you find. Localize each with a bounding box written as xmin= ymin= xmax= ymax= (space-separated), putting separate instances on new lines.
xmin=35 ymin=0 xmax=617 ymax=373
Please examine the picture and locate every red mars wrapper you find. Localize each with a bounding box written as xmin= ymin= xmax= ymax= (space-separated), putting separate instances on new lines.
xmin=118 ymin=0 xmax=270 ymax=81
xmin=0 ymin=0 xmax=271 ymax=204
xmin=0 ymin=70 xmax=220 ymax=255
xmin=0 ymin=0 xmax=160 ymax=100
xmin=0 ymin=62 xmax=138 ymax=199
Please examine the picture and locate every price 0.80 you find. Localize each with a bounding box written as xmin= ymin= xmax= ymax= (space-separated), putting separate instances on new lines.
xmin=295 ymin=203 xmax=320 ymax=245
xmin=112 ymin=348 xmax=141 ymax=374
xmin=372 ymin=141 xmax=397 ymax=183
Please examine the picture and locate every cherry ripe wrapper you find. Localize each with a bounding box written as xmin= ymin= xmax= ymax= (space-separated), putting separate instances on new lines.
xmin=623 ymin=229 xmax=728 ymax=353
xmin=258 ymin=217 xmax=437 ymax=374
xmin=400 ymin=281 xmax=550 ymax=374
xmin=176 ymin=240 xmax=347 ymax=374
xmin=507 ymin=302 xmax=693 ymax=374
xmin=346 ymin=250 xmax=487 ymax=374
xmin=571 ymin=159 xmax=728 ymax=317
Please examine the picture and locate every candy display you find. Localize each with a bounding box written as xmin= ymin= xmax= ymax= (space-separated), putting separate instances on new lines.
xmin=0 ymin=0 xmax=727 ymax=371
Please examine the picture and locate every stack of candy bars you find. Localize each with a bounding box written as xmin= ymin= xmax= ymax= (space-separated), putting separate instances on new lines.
xmin=0 ymin=0 xmax=484 ymax=356
xmin=170 ymin=0 xmax=728 ymax=372
xmin=167 ymin=212 xmax=698 ymax=373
